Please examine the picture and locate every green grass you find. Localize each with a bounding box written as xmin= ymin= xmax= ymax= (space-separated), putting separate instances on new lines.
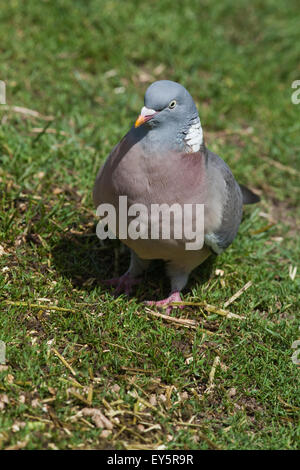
xmin=0 ymin=0 xmax=299 ymax=450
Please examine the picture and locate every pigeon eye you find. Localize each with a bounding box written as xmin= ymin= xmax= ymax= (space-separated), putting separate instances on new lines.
xmin=168 ymin=100 xmax=177 ymax=109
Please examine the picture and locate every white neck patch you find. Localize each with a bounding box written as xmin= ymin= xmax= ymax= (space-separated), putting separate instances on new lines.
xmin=184 ymin=117 xmax=203 ymax=153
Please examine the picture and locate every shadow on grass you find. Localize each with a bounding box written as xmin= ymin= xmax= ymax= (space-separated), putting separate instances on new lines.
xmin=51 ymin=225 xmax=216 ymax=302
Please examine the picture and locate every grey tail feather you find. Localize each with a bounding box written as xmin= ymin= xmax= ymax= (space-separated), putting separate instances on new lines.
xmin=239 ymin=184 xmax=260 ymax=205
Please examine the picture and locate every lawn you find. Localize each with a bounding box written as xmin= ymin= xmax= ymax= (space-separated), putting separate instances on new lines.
xmin=0 ymin=0 xmax=299 ymax=450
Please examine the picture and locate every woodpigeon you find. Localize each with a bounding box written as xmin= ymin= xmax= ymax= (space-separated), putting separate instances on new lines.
xmin=93 ymin=80 xmax=259 ymax=312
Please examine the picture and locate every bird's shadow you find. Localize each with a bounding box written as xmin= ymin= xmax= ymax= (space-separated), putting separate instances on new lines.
xmin=51 ymin=224 xmax=216 ymax=302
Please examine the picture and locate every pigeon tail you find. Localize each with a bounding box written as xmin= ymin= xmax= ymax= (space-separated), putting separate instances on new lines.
xmin=239 ymin=184 xmax=260 ymax=205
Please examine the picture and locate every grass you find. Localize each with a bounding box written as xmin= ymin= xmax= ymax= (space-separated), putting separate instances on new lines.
xmin=0 ymin=0 xmax=299 ymax=450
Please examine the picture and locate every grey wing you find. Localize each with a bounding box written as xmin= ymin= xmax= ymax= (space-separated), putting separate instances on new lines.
xmin=92 ymin=138 xmax=123 ymax=209
xmin=93 ymin=130 xmax=135 ymax=209
xmin=92 ymin=143 xmax=116 ymax=208
xmin=204 ymin=149 xmax=243 ymax=254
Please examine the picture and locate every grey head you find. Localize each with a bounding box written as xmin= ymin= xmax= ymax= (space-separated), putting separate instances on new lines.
xmin=134 ymin=80 xmax=203 ymax=154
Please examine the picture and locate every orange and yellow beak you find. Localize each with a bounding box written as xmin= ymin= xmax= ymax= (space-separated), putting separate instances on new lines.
xmin=135 ymin=106 xmax=158 ymax=128
xmin=135 ymin=114 xmax=149 ymax=128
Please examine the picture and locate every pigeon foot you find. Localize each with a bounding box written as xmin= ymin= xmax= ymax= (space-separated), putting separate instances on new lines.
xmin=145 ymin=291 xmax=184 ymax=315
xmin=102 ymin=272 xmax=141 ymax=296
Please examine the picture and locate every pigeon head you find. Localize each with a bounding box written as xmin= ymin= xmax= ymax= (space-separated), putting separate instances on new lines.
xmin=134 ymin=80 xmax=203 ymax=153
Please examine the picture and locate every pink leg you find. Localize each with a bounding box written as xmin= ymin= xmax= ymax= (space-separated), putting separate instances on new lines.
xmin=145 ymin=291 xmax=184 ymax=315
xmin=102 ymin=272 xmax=141 ymax=296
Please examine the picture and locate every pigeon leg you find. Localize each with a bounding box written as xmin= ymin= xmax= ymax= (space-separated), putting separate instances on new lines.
xmin=103 ymin=249 xmax=150 ymax=296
